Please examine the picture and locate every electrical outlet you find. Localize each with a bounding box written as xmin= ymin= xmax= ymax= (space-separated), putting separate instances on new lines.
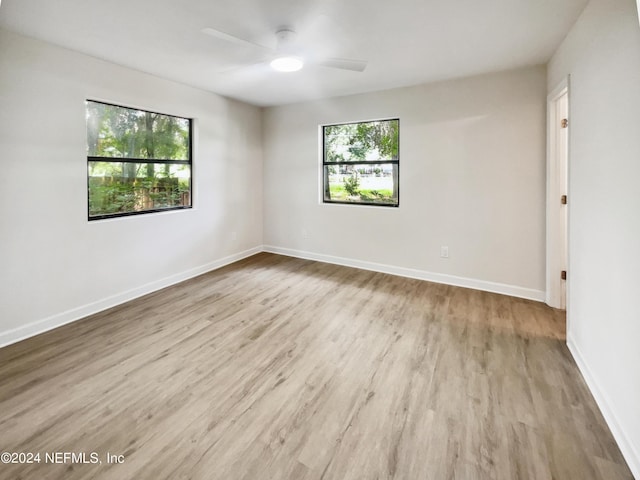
xmin=231 ymin=231 xmax=237 ymax=241
xmin=440 ymin=246 xmax=449 ymax=258
xmin=301 ymin=228 xmax=309 ymax=239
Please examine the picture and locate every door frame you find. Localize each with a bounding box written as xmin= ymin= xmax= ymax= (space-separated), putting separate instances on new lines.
xmin=546 ymin=77 xmax=570 ymax=311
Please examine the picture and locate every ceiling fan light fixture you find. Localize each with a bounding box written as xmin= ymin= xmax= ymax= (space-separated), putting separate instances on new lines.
xmin=270 ymin=56 xmax=304 ymax=72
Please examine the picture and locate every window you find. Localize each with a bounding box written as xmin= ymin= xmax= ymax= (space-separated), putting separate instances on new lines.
xmin=86 ymin=100 xmax=192 ymax=220
xmin=323 ymin=118 xmax=399 ymax=207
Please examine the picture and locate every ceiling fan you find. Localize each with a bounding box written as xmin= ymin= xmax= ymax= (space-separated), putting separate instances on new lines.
xmin=201 ymin=26 xmax=368 ymax=73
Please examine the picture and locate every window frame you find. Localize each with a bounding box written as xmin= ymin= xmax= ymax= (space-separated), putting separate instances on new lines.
xmin=321 ymin=118 xmax=400 ymax=208
xmin=86 ymin=99 xmax=193 ymax=221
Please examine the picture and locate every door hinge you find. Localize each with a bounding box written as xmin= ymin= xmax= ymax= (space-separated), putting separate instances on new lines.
xmin=561 ymin=195 xmax=567 ymax=205
xmin=561 ymin=270 xmax=567 ymax=280
xmin=561 ymin=118 xmax=569 ymax=128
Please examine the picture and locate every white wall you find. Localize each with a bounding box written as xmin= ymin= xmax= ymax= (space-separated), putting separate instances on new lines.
xmin=548 ymin=0 xmax=640 ymax=476
xmin=0 ymin=29 xmax=263 ymax=346
xmin=263 ymin=66 xmax=547 ymax=299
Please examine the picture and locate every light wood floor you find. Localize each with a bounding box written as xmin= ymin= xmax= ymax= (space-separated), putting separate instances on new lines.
xmin=0 ymin=253 xmax=632 ymax=480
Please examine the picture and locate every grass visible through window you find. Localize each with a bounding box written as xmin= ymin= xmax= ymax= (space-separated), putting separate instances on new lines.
xmin=323 ymin=119 xmax=399 ymax=207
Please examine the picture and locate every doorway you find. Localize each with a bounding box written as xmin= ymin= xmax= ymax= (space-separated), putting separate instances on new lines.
xmin=546 ymin=79 xmax=569 ymax=310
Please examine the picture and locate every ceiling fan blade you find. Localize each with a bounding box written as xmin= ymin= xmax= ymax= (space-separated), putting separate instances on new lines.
xmin=217 ymin=60 xmax=271 ymax=75
xmin=201 ymin=27 xmax=272 ymax=51
xmin=315 ymin=57 xmax=368 ymax=72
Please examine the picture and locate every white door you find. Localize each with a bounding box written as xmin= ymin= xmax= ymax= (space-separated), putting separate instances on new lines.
xmin=546 ymin=82 xmax=569 ymax=310
xmin=558 ymin=91 xmax=568 ymax=309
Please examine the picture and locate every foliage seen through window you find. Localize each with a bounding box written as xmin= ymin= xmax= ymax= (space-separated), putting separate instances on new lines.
xmin=323 ymin=119 xmax=399 ymax=206
xmin=86 ymin=101 xmax=192 ymax=220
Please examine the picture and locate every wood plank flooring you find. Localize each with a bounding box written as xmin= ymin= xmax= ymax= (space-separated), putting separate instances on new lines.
xmin=0 ymin=253 xmax=633 ymax=480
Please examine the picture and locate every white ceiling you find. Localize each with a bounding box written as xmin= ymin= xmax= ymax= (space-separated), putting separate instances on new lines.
xmin=0 ymin=0 xmax=588 ymax=107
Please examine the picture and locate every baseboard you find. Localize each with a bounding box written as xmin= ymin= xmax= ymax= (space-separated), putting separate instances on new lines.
xmin=0 ymin=246 xmax=262 ymax=349
xmin=263 ymin=245 xmax=545 ymax=302
xmin=567 ymin=336 xmax=640 ymax=479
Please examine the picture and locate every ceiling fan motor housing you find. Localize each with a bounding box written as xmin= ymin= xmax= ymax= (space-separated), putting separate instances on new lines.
xmin=275 ymin=28 xmax=298 ymax=53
